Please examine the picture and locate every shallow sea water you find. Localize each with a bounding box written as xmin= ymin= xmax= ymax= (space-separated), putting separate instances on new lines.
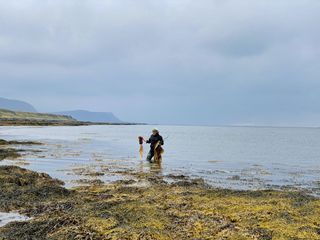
xmin=0 ymin=212 xmax=30 ymax=227
xmin=0 ymin=125 xmax=320 ymax=194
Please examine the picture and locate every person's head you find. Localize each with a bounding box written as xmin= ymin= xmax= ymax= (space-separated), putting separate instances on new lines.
xmin=152 ymin=128 xmax=159 ymax=135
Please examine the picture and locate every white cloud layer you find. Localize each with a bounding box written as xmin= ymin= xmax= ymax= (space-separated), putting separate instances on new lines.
xmin=0 ymin=0 xmax=319 ymax=125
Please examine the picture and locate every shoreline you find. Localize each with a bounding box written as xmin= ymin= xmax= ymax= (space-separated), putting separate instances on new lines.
xmin=0 ymin=138 xmax=320 ymax=239
xmin=0 ymin=119 xmax=145 ymax=127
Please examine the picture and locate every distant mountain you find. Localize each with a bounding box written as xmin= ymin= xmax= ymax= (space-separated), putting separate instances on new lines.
xmin=54 ymin=110 xmax=122 ymax=123
xmin=0 ymin=97 xmax=37 ymax=112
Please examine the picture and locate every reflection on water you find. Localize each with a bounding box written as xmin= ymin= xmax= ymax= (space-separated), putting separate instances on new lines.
xmin=0 ymin=125 xmax=320 ymax=195
xmin=150 ymin=162 xmax=163 ymax=175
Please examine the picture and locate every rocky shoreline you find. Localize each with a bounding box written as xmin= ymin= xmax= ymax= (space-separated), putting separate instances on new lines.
xmin=0 ymin=139 xmax=320 ymax=239
xmin=0 ymin=139 xmax=41 ymax=161
xmin=0 ymin=119 xmax=143 ymax=126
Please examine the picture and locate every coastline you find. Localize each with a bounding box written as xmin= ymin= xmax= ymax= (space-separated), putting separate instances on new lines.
xmin=0 ymin=138 xmax=319 ymax=239
xmin=0 ymin=119 xmax=145 ymax=126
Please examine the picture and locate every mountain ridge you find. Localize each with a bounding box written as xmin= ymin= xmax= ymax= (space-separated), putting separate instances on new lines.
xmin=0 ymin=97 xmax=123 ymax=124
xmin=0 ymin=97 xmax=37 ymax=112
xmin=54 ymin=110 xmax=122 ymax=123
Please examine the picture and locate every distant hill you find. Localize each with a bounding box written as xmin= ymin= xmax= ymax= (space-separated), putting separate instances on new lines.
xmin=0 ymin=97 xmax=37 ymax=112
xmin=0 ymin=109 xmax=75 ymax=122
xmin=54 ymin=110 xmax=122 ymax=123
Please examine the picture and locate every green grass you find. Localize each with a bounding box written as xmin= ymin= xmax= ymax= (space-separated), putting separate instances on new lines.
xmin=0 ymin=109 xmax=75 ymax=122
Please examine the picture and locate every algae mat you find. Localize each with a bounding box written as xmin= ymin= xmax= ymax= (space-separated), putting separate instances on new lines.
xmin=0 ymin=165 xmax=320 ymax=240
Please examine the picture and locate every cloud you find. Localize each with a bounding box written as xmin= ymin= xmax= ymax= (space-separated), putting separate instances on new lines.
xmin=0 ymin=0 xmax=319 ymax=125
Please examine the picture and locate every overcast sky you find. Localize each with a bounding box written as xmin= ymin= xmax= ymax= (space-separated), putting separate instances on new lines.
xmin=0 ymin=0 xmax=319 ymax=126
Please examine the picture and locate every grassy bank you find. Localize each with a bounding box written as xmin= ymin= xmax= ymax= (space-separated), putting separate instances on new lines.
xmin=0 ymin=119 xmax=142 ymax=126
xmin=0 ymin=109 xmax=143 ymax=126
xmin=0 ymin=109 xmax=80 ymax=126
xmin=0 ymin=109 xmax=75 ymax=121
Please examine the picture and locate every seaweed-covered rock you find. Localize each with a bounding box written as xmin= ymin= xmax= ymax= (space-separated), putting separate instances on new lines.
xmin=0 ymin=166 xmax=70 ymax=212
xmin=1 ymin=164 xmax=320 ymax=239
xmin=0 ymin=139 xmax=42 ymax=146
xmin=0 ymin=148 xmax=21 ymax=161
xmin=0 ymin=139 xmax=42 ymax=161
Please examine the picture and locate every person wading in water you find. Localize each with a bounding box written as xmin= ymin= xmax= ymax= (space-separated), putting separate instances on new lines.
xmin=146 ymin=128 xmax=164 ymax=162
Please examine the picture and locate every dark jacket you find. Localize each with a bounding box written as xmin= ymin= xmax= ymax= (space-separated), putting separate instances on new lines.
xmin=146 ymin=134 xmax=164 ymax=149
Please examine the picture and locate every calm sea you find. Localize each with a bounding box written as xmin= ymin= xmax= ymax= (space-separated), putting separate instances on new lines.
xmin=1 ymin=125 xmax=320 ymax=194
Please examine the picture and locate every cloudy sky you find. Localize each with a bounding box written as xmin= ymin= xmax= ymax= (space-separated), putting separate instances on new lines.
xmin=0 ymin=0 xmax=319 ymax=126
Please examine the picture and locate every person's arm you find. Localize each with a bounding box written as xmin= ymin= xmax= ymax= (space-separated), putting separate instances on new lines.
xmin=146 ymin=136 xmax=151 ymax=144
xmin=159 ymin=136 xmax=164 ymax=145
